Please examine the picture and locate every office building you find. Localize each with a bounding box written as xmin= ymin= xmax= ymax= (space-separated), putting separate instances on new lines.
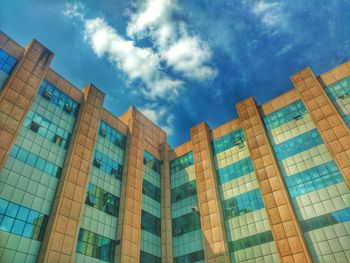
xmin=0 ymin=31 xmax=350 ymax=263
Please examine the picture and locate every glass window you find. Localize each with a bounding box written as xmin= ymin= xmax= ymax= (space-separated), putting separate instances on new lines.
xmin=0 ymin=198 xmax=47 ymax=241
xmin=76 ymin=228 xmax=116 ymax=263
xmin=170 ymin=152 xmax=194 ymax=174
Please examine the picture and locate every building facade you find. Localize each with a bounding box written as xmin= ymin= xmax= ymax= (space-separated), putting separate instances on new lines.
xmin=0 ymin=32 xmax=349 ymax=263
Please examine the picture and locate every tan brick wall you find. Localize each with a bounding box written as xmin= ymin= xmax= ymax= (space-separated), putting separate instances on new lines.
xmin=260 ymin=89 xmax=300 ymax=116
xmin=44 ymin=68 xmax=83 ymax=103
xmin=160 ymin=143 xmax=173 ymax=263
xmin=210 ymin=118 xmax=240 ymax=141
xmin=318 ymin=60 xmax=350 ymax=87
xmin=38 ymin=84 xmax=105 ymax=263
xmin=116 ymin=107 xmax=166 ymax=263
xmin=236 ymin=98 xmax=312 ymax=263
xmin=190 ymin=122 xmax=230 ymax=263
xmin=0 ymin=31 xmax=25 ymax=59
xmin=169 ymin=141 xmax=193 ymax=161
xmin=101 ymin=108 xmax=128 ymax=136
xmin=291 ymin=67 xmax=350 ymax=188
xmin=0 ymin=38 xmax=53 ymax=171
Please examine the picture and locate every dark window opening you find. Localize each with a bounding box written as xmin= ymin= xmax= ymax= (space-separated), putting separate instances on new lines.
xmin=86 ymin=193 xmax=96 ymax=206
xmin=99 ymin=129 xmax=106 ymax=137
xmin=42 ymin=90 xmax=53 ymax=100
xmin=63 ymin=103 xmax=73 ymax=114
xmin=93 ymin=159 xmax=102 ymax=169
xmin=53 ymin=134 xmax=63 ymax=146
xmin=29 ymin=121 xmax=40 ymax=133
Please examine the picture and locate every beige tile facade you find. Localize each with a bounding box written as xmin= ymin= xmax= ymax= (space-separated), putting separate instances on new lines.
xmin=37 ymin=84 xmax=105 ymax=263
xmin=116 ymin=107 xmax=167 ymax=263
xmin=160 ymin=143 xmax=173 ymax=263
xmin=0 ymin=35 xmax=53 ymax=171
xmin=190 ymin=122 xmax=230 ymax=263
xmin=291 ymin=67 xmax=350 ymax=188
xmin=1 ymin=31 xmax=350 ymax=263
xmin=236 ymin=98 xmax=312 ymax=263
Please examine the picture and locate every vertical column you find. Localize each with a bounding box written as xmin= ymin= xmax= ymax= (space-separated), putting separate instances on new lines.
xmin=38 ymin=84 xmax=104 ymax=263
xmin=291 ymin=67 xmax=350 ymax=188
xmin=160 ymin=143 xmax=173 ymax=263
xmin=0 ymin=39 xmax=53 ymax=170
xmin=116 ymin=108 xmax=144 ymax=263
xmin=236 ymin=98 xmax=312 ymax=263
xmin=190 ymin=122 xmax=230 ymax=263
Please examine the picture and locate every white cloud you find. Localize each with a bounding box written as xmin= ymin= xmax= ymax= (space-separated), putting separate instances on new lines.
xmin=250 ymin=1 xmax=284 ymax=28
xmin=162 ymin=37 xmax=217 ymax=79
xmin=63 ymin=1 xmax=216 ymax=135
xmin=63 ymin=5 xmax=183 ymax=101
xmin=127 ymin=0 xmax=172 ymax=37
xmin=127 ymin=0 xmax=217 ymax=81
xmin=84 ymin=18 xmax=159 ymax=80
xmin=139 ymin=104 xmax=175 ymax=135
xmin=276 ymin=43 xmax=293 ymax=56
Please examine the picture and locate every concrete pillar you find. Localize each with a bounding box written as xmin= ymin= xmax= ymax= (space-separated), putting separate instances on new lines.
xmin=291 ymin=67 xmax=350 ymax=188
xmin=190 ymin=122 xmax=230 ymax=263
xmin=0 ymin=37 xmax=53 ymax=170
xmin=236 ymin=98 xmax=312 ymax=263
xmin=38 ymin=84 xmax=105 ymax=263
xmin=115 ymin=108 xmax=145 ymax=263
xmin=160 ymin=143 xmax=173 ymax=263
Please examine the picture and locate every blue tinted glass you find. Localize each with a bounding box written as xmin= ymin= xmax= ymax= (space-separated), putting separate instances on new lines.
xmin=38 ymin=80 xmax=80 ymax=117
xmin=272 ymin=129 xmax=323 ymax=160
xmin=324 ymin=76 xmax=350 ymax=128
xmin=1 ymin=217 xmax=14 ymax=231
xmin=17 ymin=207 xmax=30 ymax=221
xmin=99 ymin=121 xmax=126 ymax=149
xmin=170 ymin=152 xmax=194 ymax=174
xmin=212 ymin=128 xmax=245 ymax=155
xmin=93 ymin=150 xmax=124 ymax=180
xmin=22 ymin=223 xmax=34 ymax=238
xmin=144 ymin=151 xmax=161 ymax=174
xmin=12 ymin=220 xmax=25 ymax=235
xmin=6 ymin=203 xmax=19 ymax=217
xmin=216 ymin=157 xmax=254 ymax=184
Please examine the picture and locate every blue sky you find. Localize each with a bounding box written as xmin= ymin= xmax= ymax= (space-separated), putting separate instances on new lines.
xmin=1 ymin=0 xmax=350 ymax=146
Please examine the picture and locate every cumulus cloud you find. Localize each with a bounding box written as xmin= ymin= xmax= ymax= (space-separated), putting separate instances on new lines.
xmin=250 ymin=0 xmax=285 ymax=28
xmin=127 ymin=0 xmax=217 ymax=80
xmin=63 ymin=1 xmax=216 ymax=134
xmin=139 ymin=104 xmax=175 ymax=135
xmin=63 ymin=3 xmax=182 ymax=101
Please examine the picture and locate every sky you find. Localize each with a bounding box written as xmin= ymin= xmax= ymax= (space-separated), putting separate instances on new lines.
xmin=1 ymin=0 xmax=350 ymax=147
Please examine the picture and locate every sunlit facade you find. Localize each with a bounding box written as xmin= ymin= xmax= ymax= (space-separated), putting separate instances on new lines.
xmin=0 ymin=32 xmax=350 ymax=263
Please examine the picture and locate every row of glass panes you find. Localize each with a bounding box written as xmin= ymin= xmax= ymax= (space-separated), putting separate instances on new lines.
xmin=211 ymin=129 xmax=245 ymax=155
xmin=142 ymin=180 xmax=160 ymax=202
xmin=171 ymin=181 xmax=197 ymax=203
xmin=141 ymin=210 xmax=161 ymax=237
xmin=143 ymin=151 xmax=162 ymax=174
xmin=93 ymin=151 xmax=123 ymax=180
xmin=38 ymin=80 xmax=79 ymax=117
xmin=23 ymin=110 xmax=72 ymax=149
xmin=170 ymin=152 xmax=194 ymax=174
xmin=99 ymin=121 xmax=126 ymax=150
xmin=10 ymin=145 xmax=62 ymax=178
xmin=0 ymin=198 xmax=47 ymax=241
xmin=85 ymin=183 xmax=120 ymax=218
xmin=76 ymin=228 xmax=116 ymax=263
